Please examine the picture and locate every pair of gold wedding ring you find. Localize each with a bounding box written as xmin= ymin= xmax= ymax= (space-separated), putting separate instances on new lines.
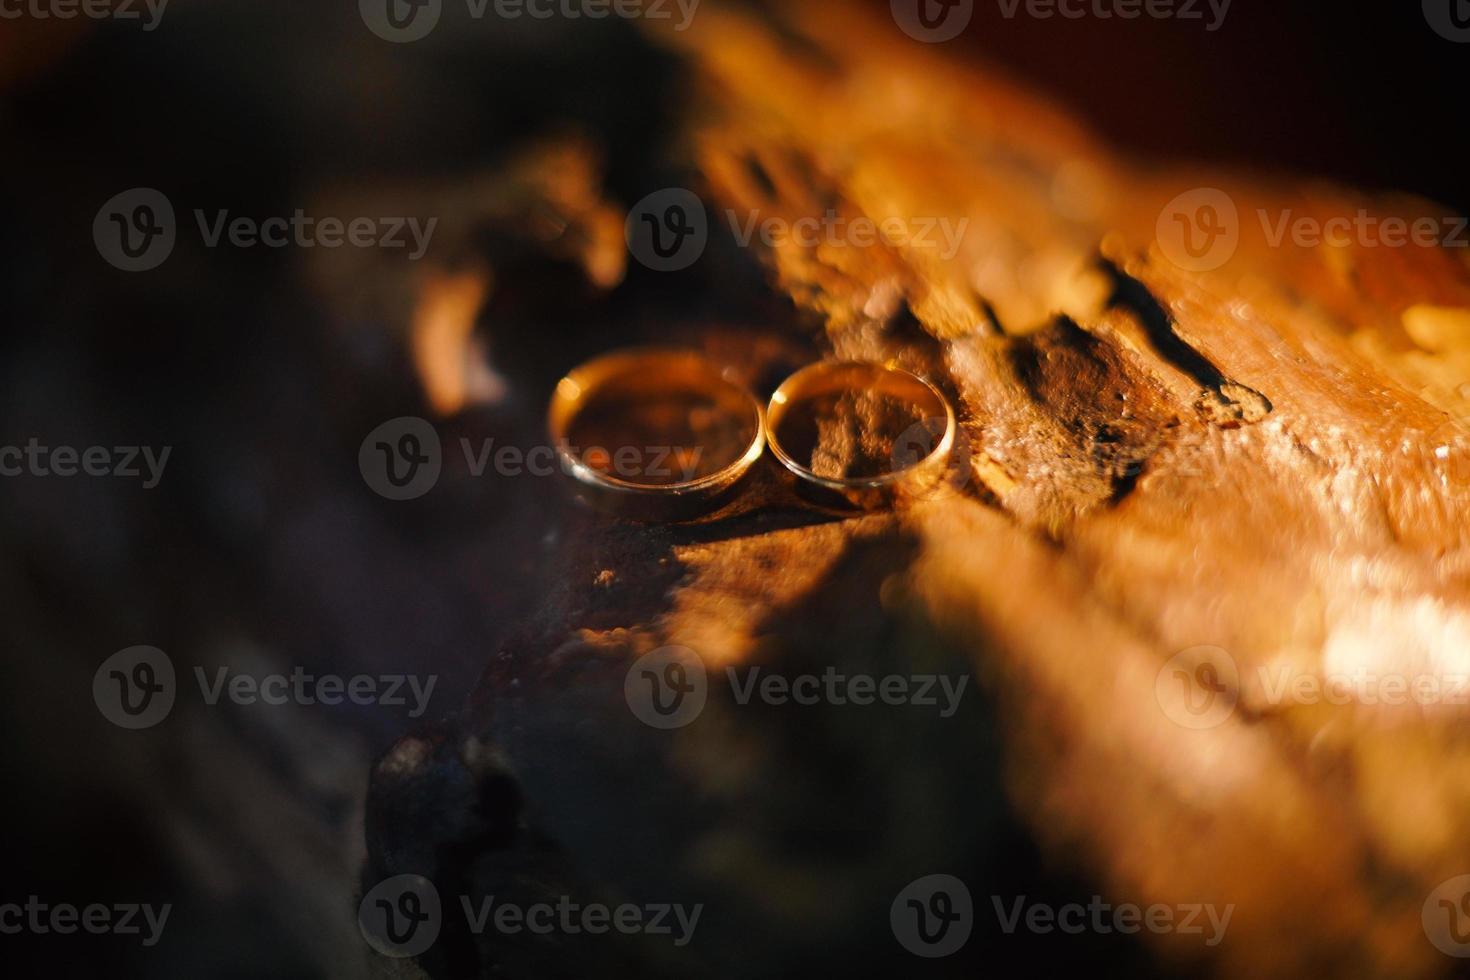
xmin=546 ymin=348 xmax=957 ymax=521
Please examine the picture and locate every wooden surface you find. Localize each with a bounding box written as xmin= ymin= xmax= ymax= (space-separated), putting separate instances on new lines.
xmin=2 ymin=3 xmax=1461 ymax=978
xmin=361 ymin=4 xmax=1470 ymax=977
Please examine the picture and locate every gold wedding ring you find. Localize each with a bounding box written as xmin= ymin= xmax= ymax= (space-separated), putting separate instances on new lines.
xmin=548 ymin=351 xmax=957 ymax=520
xmin=766 ymin=361 xmax=956 ymax=510
xmin=547 ymin=348 xmax=766 ymax=521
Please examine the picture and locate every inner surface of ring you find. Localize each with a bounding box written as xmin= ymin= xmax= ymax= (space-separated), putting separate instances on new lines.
xmin=771 ymin=364 xmax=944 ymax=482
xmin=560 ymin=358 xmax=760 ymax=488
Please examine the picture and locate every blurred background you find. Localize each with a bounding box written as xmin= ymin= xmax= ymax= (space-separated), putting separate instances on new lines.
xmin=0 ymin=1 xmax=1466 ymax=976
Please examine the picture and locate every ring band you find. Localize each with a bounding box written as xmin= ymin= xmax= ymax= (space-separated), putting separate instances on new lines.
xmin=547 ymin=348 xmax=766 ymax=521
xmin=765 ymin=361 xmax=956 ymax=510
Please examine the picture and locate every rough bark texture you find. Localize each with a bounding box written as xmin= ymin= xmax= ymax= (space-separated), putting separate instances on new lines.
xmin=362 ymin=4 xmax=1470 ymax=978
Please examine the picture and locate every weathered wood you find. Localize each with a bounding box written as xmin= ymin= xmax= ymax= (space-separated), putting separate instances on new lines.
xmin=366 ymin=4 xmax=1470 ymax=977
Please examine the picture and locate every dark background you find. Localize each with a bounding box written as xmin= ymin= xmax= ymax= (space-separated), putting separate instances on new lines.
xmin=0 ymin=1 xmax=1464 ymax=976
